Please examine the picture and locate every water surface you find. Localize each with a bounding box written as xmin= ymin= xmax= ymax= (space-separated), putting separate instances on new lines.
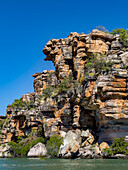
xmin=0 ymin=158 xmax=128 ymax=170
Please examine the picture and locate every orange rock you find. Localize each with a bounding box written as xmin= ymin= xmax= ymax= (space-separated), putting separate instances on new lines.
xmin=99 ymin=142 xmax=109 ymax=151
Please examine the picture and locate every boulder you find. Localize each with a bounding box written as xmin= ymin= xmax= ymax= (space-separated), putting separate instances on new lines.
xmin=81 ymin=130 xmax=94 ymax=147
xmin=27 ymin=142 xmax=47 ymax=157
xmin=99 ymin=142 xmax=109 ymax=151
xmin=81 ymin=150 xmax=93 ymax=159
xmin=111 ymin=40 xmax=122 ymax=49
xmin=91 ymin=145 xmax=102 ymax=158
xmin=114 ymin=154 xmax=127 ymax=159
xmin=0 ymin=144 xmax=12 ymax=158
xmin=59 ymin=130 xmax=81 ymax=158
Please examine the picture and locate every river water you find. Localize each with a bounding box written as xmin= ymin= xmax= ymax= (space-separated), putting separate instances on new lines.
xmin=0 ymin=158 xmax=128 ymax=170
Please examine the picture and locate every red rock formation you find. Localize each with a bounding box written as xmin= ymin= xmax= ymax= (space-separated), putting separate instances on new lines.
xmin=1 ymin=29 xmax=128 ymax=146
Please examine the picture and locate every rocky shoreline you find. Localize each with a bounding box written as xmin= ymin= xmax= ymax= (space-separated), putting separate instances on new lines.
xmin=0 ymin=130 xmax=128 ymax=159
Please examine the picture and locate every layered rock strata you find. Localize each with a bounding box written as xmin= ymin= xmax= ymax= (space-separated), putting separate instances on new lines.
xmin=1 ymin=29 xmax=128 ymax=148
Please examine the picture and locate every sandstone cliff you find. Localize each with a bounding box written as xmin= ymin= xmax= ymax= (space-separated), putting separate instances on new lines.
xmin=1 ymin=29 xmax=128 ymax=147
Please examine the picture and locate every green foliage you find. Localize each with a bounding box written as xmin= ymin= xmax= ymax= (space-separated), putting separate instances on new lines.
xmin=103 ymin=137 xmax=128 ymax=156
xmin=10 ymin=98 xmax=24 ymax=109
xmin=17 ymin=135 xmax=23 ymax=143
xmin=46 ymin=134 xmax=63 ymax=157
xmin=25 ymin=100 xmax=35 ymax=110
xmin=111 ymin=28 xmax=128 ymax=47
xmin=58 ymin=79 xmax=69 ymax=93
xmin=111 ymin=137 xmax=128 ymax=155
xmin=42 ymin=86 xmax=58 ymax=98
xmin=103 ymin=148 xmax=113 ymax=156
xmin=90 ymin=144 xmax=96 ymax=150
xmin=42 ymin=77 xmax=77 ymax=98
xmin=2 ymin=144 xmax=6 ymax=148
xmin=8 ymin=137 xmax=45 ymax=157
xmin=10 ymin=98 xmax=35 ymax=111
xmin=38 ymin=126 xmax=44 ymax=137
xmin=88 ymin=73 xmax=95 ymax=77
xmin=80 ymin=76 xmax=85 ymax=85
xmin=85 ymin=53 xmax=113 ymax=75
xmin=42 ymin=87 xmax=54 ymax=98
xmin=0 ymin=121 xmax=4 ymax=130
xmin=27 ymin=127 xmax=43 ymax=138
xmin=58 ymin=77 xmax=76 ymax=93
xmin=4 ymin=118 xmax=9 ymax=124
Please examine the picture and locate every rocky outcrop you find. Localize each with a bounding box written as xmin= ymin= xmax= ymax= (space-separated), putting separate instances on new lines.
xmin=59 ymin=129 xmax=95 ymax=158
xmin=1 ymin=29 xmax=128 ymax=154
xmin=0 ymin=144 xmax=12 ymax=158
xmin=33 ymin=70 xmax=57 ymax=94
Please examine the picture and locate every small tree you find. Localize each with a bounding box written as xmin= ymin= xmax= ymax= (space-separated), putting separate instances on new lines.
xmin=103 ymin=137 xmax=128 ymax=156
xmin=85 ymin=53 xmax=113 ymax=75
xmin=96 ymin=26 xmax=109 ymax=33
xmin=111 ymin=137 xmax=128 ymax=155
xmin=46 ymin=135 xmax=63 ymax=157
xmin=111 ymin=28 xmax=128 ymax=47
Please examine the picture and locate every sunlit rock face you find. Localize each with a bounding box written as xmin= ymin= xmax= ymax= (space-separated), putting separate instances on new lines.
xmin=1 ymin=29 xmax=128 ymax=145
xmin=32 ymin=70 xmax=57 ymax=94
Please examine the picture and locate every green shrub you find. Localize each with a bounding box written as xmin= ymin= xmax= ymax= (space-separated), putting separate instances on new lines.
xmin=25 ymin=100 xmax=35 ymax=110
xmin=80 ymin=76 xmax=85 ymax=84
xmin=42 ymin=77 xmax=82 ymax=97
xmin=10 ymin=98 xmax=35 ymax=111
xmin=111 ymin=28 xmax=128 ymax=47
xmin=103 ymin=148 xmax=113 ymax=156
xmin=58 ymin=77 xmax=75 ymax=93
xmin=28 ymin=128 xmax=42 ymax=138
xmin=42 ymin=86 xmax=59 ymax=98
xmin=90 ymin=144 xmax=96 ymax=150
xmin=42 ymin=77 xmax=76 ymax=97
xmin=85 ymin=53 xmax=113 ymax=75
xmin=10 ymin=98 xmax=25 ymax=109
xmin=58 ymin=79 xmax=69 ymax=93
xmin=0 ymin=121 xmax=4 ymax=130
xmin=4 ymin=118 xmax=9 ymax=124
xmin=103 ymin=137 xmax=128 ymax=156
xmin=111 ymin=137 xmax=128 ymax=155
xmin=46 ymin=134 xmax=63 ymax=157
xmin=2 ymin=144 xmax=6 ymax=148
xmin=42 ymin=87 xmax=53 ymax=98
xmin=8 ymin=137 xmax=45 ymax=157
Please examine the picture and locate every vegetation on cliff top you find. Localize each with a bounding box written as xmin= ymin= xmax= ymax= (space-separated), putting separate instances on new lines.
xmin=10 ymin=98 xmax=36 ymax=111
xmin=85 ymin=53 xmax=113 ymax=76
xmin=111 ymin=28 xmax=128 ymax=48
xmin=42 ymin=76 xmax=81 ymax=99
xmin=97 ymin=26 xmax=128 ymax=48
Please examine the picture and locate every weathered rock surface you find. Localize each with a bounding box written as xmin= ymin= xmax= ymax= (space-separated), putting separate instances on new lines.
xmin=1 ymin=29 xmax=128 ymax=158
xmin=0 ymin=144 xmax=12 ymax=158
xmin=99 ymin=142 xmax=109 ymax=151
xmin=27 ymin=142 xmax=47 ymax=157
xmin=33 ymin=70 xmax=57 ymax=94
xmin=59 ymin=130 xmax=81 ymax=158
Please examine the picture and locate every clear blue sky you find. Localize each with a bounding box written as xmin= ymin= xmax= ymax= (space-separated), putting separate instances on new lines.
xmin=0 ymin=0 xmax=128 ymax=115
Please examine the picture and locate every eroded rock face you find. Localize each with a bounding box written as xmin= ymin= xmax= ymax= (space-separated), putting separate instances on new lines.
xmin=33 ymin=70 xmax=57 ymax=94
xmin=1 ymin=29 xmax=128 ymax=147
